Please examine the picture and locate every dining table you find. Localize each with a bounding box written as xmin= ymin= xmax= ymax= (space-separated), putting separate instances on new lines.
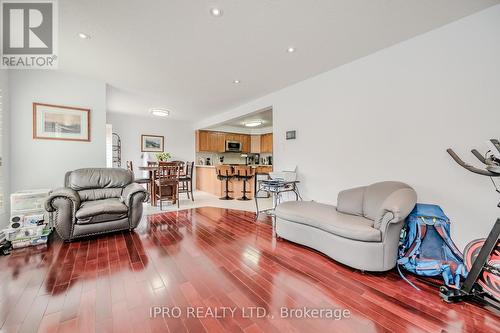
xmin=138 ymin=164 xmax=185 ymax=206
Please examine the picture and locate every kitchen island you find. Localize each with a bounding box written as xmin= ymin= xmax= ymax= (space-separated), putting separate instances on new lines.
xmin=195 ymin=165 xmax=273 ymax=198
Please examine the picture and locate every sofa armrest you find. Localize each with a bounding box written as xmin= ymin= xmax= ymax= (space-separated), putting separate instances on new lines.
xmin=122 ymin=183 xmax=148 ymax=207
xmin=45 ymin=187 xmax=81 ymax=212
xmin=45 ymin=188 xmax=81 ymax=241
xmin=375 ymin=187 xmax=417 ymax=231
xmin=122 ymin=183 xmax=148 ymax=229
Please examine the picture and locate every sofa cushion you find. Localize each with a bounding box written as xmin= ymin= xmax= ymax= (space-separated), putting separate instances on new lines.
xmin=76 ymin=198 xmax=128 ymax=224
xmin=67 ymin=168 xmax=133 ymax=190
xmin=78 ymin=188 xmax=124 ymax=202
xmin=337 ymin=186 xmax=366 ymax=216
xmin=275 ymin=201 xmax=381 ymax=242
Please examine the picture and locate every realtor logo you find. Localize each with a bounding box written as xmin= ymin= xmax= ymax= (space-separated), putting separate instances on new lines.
xmin=1 ymin=0 xmax=58 ymax=68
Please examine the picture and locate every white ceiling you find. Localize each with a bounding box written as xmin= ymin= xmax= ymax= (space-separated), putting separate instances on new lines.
xmin=207 ymin=108 xmax=273 ymax=129
xmin=58 ymin=0 xmax=499 ymax=120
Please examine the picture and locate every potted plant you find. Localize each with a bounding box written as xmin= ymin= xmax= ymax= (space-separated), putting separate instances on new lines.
xmin=156 ymin=152 xmax=171 ymax=162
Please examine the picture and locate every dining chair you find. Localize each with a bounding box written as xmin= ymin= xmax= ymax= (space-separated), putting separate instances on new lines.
xmin=126 ymin=161 xmax=151 ymax=194
xmin=170 ymin=161 xmax=186 ymax=175
xmin=178 ymin=161 xmax=194 ymax=201
xmin=154 ymin=161 xmax=181 ymax=209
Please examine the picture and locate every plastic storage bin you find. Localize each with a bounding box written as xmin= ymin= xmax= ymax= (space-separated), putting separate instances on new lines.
xmin=10 ymin=189 xmax=51 ymax=213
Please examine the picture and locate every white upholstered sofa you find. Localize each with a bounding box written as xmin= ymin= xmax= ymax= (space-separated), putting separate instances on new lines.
xmin=275 ymin=181 xmax=417 ymax=271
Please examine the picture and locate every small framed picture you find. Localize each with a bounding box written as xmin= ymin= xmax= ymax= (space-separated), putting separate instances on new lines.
xmin=33 ymin=103 xmax=91 ymax=141
xmin=141 ymin=134 xmax=164 ymax=152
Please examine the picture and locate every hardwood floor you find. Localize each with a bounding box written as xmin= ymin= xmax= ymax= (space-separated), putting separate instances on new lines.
xmin=0 ymin=207 xmax=498 ymax=333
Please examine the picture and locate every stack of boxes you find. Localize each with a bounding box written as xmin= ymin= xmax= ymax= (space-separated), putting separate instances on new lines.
xmin=3 ymin=190 xmax=52 ymax=249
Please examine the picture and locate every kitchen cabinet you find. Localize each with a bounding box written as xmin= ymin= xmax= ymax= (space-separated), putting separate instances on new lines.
xmin=196 ymin=130 xmax=225 ymax=152
xmin=224 ymin=133 xmax=239 ymax=142
xmin=250 ymin=135 xmax=261 ymax=153
xmin=196 ymin=130 xmax=208 ymax=152
xmin=240 ymin=134 xmax=251 ymax=153
xmin=195 ymin=166 xmax=224 ymax=196
xmin=212 ymin=132 xmax=225 ymax=152
xmin=260 ymin=133 xmax=273 ymax=153
xmin=196 ymin=130 xmax=251 ymax=153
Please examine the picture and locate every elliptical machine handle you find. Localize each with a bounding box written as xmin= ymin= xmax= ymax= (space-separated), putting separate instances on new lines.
xmin=447 ymin=149 xmax=499 ymax=177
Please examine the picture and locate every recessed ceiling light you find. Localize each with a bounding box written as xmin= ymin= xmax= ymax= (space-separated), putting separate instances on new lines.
xmin=150 ymin=108 xmax=170 ymax=117
xmin=287 ymin=47 xmax=295 ymax=53
xmin=78 ymin=32 xmax=91 ymax=39
xmin=210 ymin=8 xmax=223 ymax=16
xmin=245 ymin=121 xmax=263 ymax=127
xmin=233 ymin=80 xmax=241 ymax=84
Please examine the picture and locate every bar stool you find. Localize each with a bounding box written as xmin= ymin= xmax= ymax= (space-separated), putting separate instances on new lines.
xmin=215 ymin=165 xmax=235 ymax=200
xmin=234 ymin=165 xmax=255 ymax=201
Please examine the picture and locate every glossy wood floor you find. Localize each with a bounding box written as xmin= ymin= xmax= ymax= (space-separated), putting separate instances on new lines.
xmin=0 ymin=207 xmax=498 ymax=333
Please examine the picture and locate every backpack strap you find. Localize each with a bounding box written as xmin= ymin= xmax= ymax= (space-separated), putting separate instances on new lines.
xmin=434 ymin=223 xmax=464 ymax=261
xmin=403 ymin=219 xmax=428 ymax=259
xmin=397 ymin=264 xmax=421 ymax=291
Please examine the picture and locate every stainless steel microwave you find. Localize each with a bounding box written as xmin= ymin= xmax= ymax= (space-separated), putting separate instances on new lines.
xmin=225 ymin=140 xmax=242 ymax=152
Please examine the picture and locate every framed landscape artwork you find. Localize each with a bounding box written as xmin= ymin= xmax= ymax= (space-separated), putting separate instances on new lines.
xmin=141 ymin=134 xmax=164 ymax=152
xmin=33 ymin=103 xmax=91 ymax=141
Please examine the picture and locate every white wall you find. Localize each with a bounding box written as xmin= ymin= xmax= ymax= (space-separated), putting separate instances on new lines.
xmin=195 ymin=5 xmax=500 ymax=249
xmin=106 ymin=112 xmax=194 ymax=177
xmin=9 ymin=71 xmax=107 ymax=191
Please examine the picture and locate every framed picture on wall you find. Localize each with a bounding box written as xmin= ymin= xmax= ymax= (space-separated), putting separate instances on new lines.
xmin=33 ymin=103 xmax=91 ymax=141
xmin=141 ymin=134 xmax=164 ymax=152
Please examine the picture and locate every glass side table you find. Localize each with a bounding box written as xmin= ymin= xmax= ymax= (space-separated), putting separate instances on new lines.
xmin=254 ymin=179 xmax=301 ymax=223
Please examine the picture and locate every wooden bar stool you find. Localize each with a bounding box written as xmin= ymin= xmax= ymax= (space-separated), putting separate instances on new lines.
xmin=234 ymin=165 xmax=255 ymax=201
xmin=215 ymin=165 xmax=235 ymax=200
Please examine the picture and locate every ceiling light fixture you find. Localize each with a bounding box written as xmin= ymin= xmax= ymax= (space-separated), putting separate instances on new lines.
xmin=233 ymin=80 xmax=241 ymax=84
xmin=150 ymin=108 xmax=170 ymax=117
xmin=210 ymin=8 xmax=223 ymax=16
xmin=244 ymin=121 xmax=263 ymax=127
xmin=78 ymin=32 xmax=91 ymax=39
xmin=287 ymin=47 xmax=295 ymax=53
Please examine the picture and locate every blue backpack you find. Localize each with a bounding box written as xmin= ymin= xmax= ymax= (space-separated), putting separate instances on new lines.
xmin=398 ymin=204 xmax=467 ymax=289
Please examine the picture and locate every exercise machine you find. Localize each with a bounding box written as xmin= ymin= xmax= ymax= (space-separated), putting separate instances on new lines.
xmin=440 ymin=139 xmax=500 ymax=310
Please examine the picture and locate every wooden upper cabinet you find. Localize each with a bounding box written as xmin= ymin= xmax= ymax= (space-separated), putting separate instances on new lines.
xmin=196 ymin=130 xmax=224 ymax=152
xmin=216 ymin=132 xmax=226 ymax=152
xmin=260 ymin=133 xmax=273 ymax=153
xmin=207 ymin=132 xmax=222 ymax=152
xmin=224 ymin=133 xmax=239 ymax=142
xmin=250 ymin=135 xmax=261 ymax=153
xmin=196 ymin=130 xmax=209 ymax=152
xmin=240 ymin=135 xmax=251 ymax=153
xmin=196 ymin=130 xmax=251 ymax=153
